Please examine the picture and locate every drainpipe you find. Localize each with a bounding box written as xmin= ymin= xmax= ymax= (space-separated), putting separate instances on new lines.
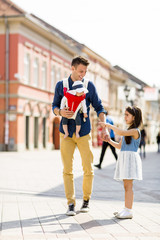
xmin=4 ymin=16 xmax=9 ymax=151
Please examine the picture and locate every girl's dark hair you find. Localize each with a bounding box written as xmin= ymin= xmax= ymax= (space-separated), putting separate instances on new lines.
xmin=125 ymin=106 xmax=143 ymax=144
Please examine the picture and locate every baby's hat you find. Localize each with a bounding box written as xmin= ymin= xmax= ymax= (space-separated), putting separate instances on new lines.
xmin=68 ymin=81 xmax=88 ymax=95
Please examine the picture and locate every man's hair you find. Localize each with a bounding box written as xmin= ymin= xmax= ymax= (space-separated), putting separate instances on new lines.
xmin=71 ymin=56 xmax=89 ymax=67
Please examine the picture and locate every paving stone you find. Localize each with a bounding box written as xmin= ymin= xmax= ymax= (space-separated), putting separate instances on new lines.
xmin=0 ymin=145 xmax=159 ymax=239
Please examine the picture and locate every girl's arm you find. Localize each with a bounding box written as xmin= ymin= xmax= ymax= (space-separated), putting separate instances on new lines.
xmin=99 ymin=122 xmax=139 ymax=138
xmin=108 ymin=137 xmax=122 ymax=149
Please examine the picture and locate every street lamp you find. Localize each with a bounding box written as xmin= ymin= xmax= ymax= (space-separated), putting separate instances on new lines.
xmin=138 ymin=85 xmax=144 ymax=98
xmin=123 ymin=85 xmax=134 ymax=106
xmin=124 ymin=85 xmax=130 ymax=101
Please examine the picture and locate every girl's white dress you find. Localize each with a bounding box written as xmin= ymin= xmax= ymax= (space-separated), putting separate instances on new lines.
xmin=114 ymin=129 xmax=142 ymax=181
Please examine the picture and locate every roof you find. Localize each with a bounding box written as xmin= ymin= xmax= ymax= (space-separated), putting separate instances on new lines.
xmin=0 ymin=0 xmax=26 ymax=16
xmin=30 ymin=13 xmax=83 ymax=51
xmin=114 ymin=65 xmax=148 ymax=87
xmin=0 ymin=0 xmax=111 ymax=66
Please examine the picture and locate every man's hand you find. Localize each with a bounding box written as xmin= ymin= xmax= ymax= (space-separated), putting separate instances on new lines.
xmin=60 ymin=107 xmax=74 ymax=118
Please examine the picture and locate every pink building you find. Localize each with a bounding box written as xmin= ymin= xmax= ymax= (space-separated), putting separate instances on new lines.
xmin=0 ymin=0 xmax=110 ymax=151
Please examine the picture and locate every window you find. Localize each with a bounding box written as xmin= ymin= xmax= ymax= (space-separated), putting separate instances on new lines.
xmin=101 ymin=78 xmax=109 ymax=102
xmin=56 ymin=68 xmax=61 ymax=82
xmin=42 ymin=62 xmax=47 ymax=89
xmin=64 ymin=71 xmax=68 ymax=78
xmin=51 ymin=66 xmax=56 ymax=91
xmin=24 ymin=53 xmax=30 ymax=84
xmin=96 ymin=76 xmax=108 ymax=102
xmin=33 ymin=58 xmax=39 ymax=87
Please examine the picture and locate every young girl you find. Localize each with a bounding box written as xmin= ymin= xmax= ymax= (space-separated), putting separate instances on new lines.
xmin=99 ymin=106 xmax=143 ymax=219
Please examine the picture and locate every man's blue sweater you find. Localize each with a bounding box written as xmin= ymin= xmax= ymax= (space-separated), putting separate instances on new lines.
xmin=52 ymin=76 xmax=105 ymax=138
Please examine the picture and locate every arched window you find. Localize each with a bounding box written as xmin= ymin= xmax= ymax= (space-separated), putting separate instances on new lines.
xmin=42 ymin=62 xmax=47 ymax=89
xmin=24 ymin=53 xmax=30 ymax=84
xmin=33 ymin=58 xmax=39 ymax=87
xmin=51 ymin=66 xmax=56 ymax=91
xmin=56 ymin=68 xmax=61 ymax=83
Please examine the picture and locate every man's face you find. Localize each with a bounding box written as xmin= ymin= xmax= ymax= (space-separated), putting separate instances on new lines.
xmin=71 ymin=64 xmax=87 ymax=81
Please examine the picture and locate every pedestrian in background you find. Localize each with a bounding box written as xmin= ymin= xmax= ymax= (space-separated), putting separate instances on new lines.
xmin=100 ymin=106 xmax=143 ymax=219
xmin=157 ymin=131 xmax=160 ymax=153
xmin=52 ymin=56 xmax=110 ymax=216
xmin=139 ymin=128 xmax=147 ymax=158
xmin=94 ymin=110 xmax=118 ymax=169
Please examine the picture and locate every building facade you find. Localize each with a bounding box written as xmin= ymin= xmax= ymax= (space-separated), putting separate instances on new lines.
xmin=0 ymin=0 xmax=77 ymax=151
xmin=0 ymin=0 xmax=112 ymax=151
xmin=2 ymin=0 xmax=158 ymax=151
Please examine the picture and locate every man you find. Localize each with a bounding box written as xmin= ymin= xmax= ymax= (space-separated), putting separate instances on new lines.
xmin=94 ymin=111 xmax=118 ymax=169
xmin=52 ymin=56 xmax=109 ymax=216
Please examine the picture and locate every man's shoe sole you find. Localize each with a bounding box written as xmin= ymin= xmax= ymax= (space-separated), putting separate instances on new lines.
xmin=66 ymin=211 xmax=76 ymax=216
xmin=80 ymin=208 xmax=89 ymax=213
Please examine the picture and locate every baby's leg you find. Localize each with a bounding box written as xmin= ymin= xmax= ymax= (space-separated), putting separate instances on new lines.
xmin=75 ymin=112 xmax=81 ymax=138
xmin=62 ymin=117 xmax=69 ymax=139
xmin=63 ymin=125 xmax=69 ymax=138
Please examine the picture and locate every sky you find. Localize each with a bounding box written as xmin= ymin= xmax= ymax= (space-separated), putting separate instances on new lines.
xmin=12 ymin=0 xmax=160 ymax=87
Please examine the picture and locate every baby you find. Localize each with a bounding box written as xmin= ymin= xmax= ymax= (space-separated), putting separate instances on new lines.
xmin=60 ymin=81 xmax=88 ymax=138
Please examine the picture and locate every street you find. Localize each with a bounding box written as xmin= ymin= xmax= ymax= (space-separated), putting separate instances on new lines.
xmin=0 ymin=144 xmax=159 ymax=240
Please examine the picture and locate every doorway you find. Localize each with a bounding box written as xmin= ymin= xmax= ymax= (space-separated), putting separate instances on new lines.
xmin=25 ymin=116 xmax=29 ymax=149
xmin=34 ymin=117 xmax=39 ymax=148
xmin=42 ymin=117 xmax=46 ymax=148
xmin=53 ymin=117 xmax=60 ymax=149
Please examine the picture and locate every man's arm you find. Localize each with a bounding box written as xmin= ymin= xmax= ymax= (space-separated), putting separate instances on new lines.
xmin=87 ymin=81 xmax=110 ymax=141
xmin=54 ymin=107 xmax=74 ymax=118
xmin=52 ymin=81 xmax=74 ymax=118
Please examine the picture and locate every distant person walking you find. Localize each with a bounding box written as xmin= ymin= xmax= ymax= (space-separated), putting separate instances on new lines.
xmin=100 ymin=106 xmax=143 ymax=219
xmin=139 ymin=128 xmax=147 ymax=158
xmin=94 ymin=111 xmax=118 ymax=169
xmin=157 ymin=131 xmax=160 ymax=153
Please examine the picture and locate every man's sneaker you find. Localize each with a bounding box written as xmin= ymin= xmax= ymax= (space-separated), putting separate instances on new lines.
xmin=94 ymin=164 xmax=101 ymax=169
xmin=80 ymin=200 xmax=89 ymax=212
xmin=66 ymin=203 xmax=76 ymax=216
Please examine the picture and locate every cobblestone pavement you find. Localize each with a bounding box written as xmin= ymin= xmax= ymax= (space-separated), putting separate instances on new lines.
xmin=0 ymin=144 xmax=159 ymax=240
